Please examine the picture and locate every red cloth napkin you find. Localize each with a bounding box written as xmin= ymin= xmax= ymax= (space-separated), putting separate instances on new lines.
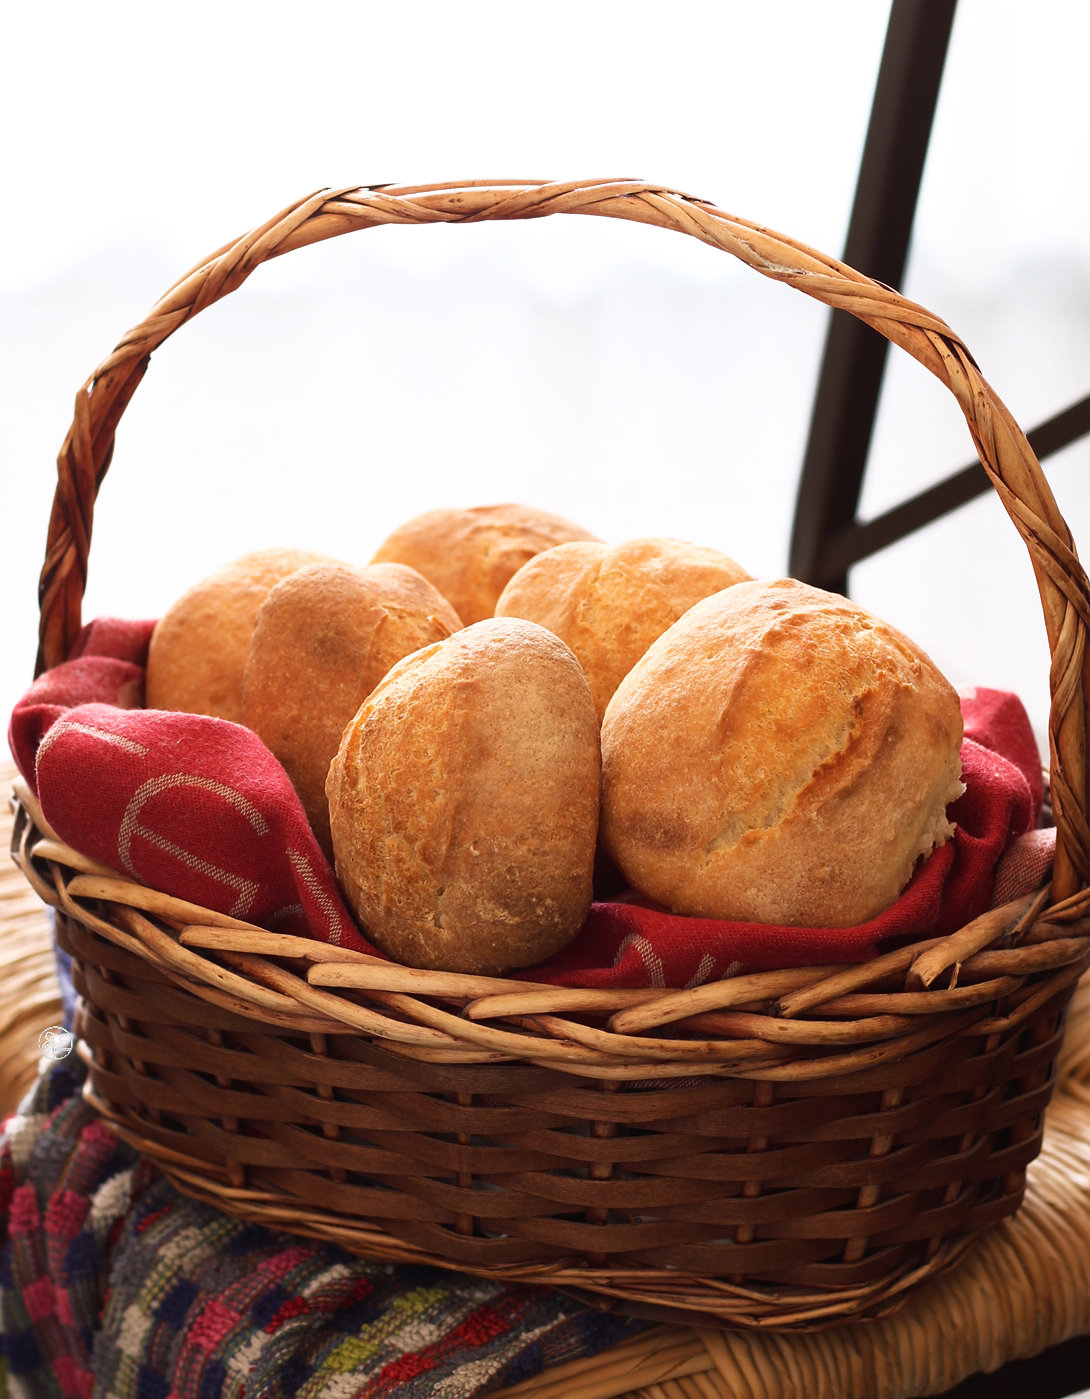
xmin=10 ymin=621 xmax=371 ymax=953
xmin=8 ymin=618 xmax=1047 ymax=987
xmin=527 ymin=687 xmax=1042 ymax=987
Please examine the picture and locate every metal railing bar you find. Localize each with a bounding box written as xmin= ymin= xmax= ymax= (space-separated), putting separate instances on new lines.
xmin=789 ymin=0 xmax=959 ymax=595
xmin=815 ymin=392 xmax=1090 ymax=583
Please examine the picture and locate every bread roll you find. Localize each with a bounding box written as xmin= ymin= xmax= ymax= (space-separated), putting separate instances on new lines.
xmin=496 ymin=537 xmax=751 ymax=720
xmin=601 ymin=579 xmax=965 ymax=927
xmin=146 ymin=548 xmax=334 ymax=723
xmin=327 ymin=617 xmax=600 ymax=974
xmin=370 ymin=504 xmax=599 ymax=625
xmin=243 ymin=562 xmax=463 ymax=858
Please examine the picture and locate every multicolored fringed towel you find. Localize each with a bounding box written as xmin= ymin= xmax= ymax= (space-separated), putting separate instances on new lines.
xmin=0 ymin=1060 xmax=646 ymax=1399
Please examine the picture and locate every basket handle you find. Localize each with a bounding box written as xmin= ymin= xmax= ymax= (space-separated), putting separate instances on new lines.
xmin=35 ymin=177 xmax=1090 ymax=905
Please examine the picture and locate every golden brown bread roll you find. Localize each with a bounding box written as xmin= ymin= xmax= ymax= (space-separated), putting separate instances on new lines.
xmin=242 ymin=562 xmax=464 ymax=859
xmin=327 ymin=617 xmax=600 ymax=974
xmin=146 ymin=548 xmax=334 ymax=723
xmin=600 ymin=579 xmax=965 ymax=928
xmin=495 ymin=537 xmax=751 ymax=720
xmin=370 ymin=504 xmax=599 ymax=625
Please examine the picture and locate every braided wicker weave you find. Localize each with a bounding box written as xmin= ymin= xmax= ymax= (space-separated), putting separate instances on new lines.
xmin=15 ymin=180 xmax=1090 ymax=1329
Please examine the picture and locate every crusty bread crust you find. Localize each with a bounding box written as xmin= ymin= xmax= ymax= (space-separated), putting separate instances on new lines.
xmin=601 ymin=578 xmax=965 ymax=928
xmin=370 ymin=504 xmax=598 ymax=626
xmin=145 ymin=548 xmax=333 ymax=724
xmin=327 ymin=617 xmax=600 ymax=974
xmin=496 ymin=537 xmax=750 ymax=720
xmin=243 ymin=562 xmax=463 ymax=858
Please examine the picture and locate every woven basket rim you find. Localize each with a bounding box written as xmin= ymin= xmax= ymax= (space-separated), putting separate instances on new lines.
xmin=12 ymin=773 xmax=1089 ymax=1077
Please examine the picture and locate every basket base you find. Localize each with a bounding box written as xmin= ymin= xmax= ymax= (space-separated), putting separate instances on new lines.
xmin=85 ymin=1077 xmax=978 ymax=1332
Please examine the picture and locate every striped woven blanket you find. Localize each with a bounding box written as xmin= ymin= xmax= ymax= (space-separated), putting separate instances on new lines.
xmin=0 ymin=1059 xmax=645 ymax=1399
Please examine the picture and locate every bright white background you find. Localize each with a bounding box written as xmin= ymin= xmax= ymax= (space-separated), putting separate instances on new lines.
xmin=3 ymin=0 xmax=1090 ymax=764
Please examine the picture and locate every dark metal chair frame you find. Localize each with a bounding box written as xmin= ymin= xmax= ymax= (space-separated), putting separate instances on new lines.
xmin=790 ymin=0 xmax=1090 ymax=598
xmin=807 ymin=6 xmax=1090 ymax=1394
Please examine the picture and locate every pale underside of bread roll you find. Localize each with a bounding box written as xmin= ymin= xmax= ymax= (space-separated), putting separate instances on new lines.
xmin=600 ymin=578 xmax=965 ymax=928
xmin=370 ymin=503 xmax=599 ymax=626
xmin=495 ymin=536 xmax=751 ymax=720
xmin=327 ymin=617 xmax=600 ymax=974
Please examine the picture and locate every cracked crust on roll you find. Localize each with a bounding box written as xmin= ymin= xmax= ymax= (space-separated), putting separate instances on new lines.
xmin=326 ymin=617 xmax=600 ymax=974
xmin=600 ymin=578 xmax=965 ymax=928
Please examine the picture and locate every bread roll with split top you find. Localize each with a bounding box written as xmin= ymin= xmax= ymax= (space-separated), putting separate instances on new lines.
xmin=600 ymin=578 xmax=965 ymax=928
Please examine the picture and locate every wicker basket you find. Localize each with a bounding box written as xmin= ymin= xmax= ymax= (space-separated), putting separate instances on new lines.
xmin=13 ymin=179 xmax=1090 ymax=1332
